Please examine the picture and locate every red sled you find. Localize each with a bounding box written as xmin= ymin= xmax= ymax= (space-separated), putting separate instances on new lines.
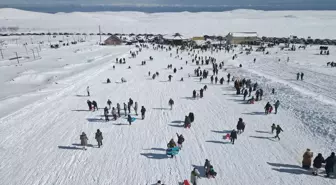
xmin=185 ymin=124 xmax=191 ymax=129
xmin=224 ymin=133 xmax=230 ymax=140
xmin=269 ymin=107 xmax=273 ymax=113
xmin=183 ymin=180 xmax=191 ymax=185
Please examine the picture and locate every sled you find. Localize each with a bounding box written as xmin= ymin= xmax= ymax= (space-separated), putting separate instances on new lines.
xmin=269 ymin=107 xmax=273 ymax=113
xmin=183 ymin=180 xmax=191 ymax=185
xmin=166 ymin=147 xmax=180 ymax=156
xmin=224 ymin=133 xmax=230 ymax=140
xmin=131 ymin=117 xmax=136 ymax=122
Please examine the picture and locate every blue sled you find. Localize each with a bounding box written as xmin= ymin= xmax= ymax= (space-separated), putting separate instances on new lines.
xmin=126 ymin=117 xmax=136 ymax=122
xmin=166 ymin=147 xmax=180 ymax=156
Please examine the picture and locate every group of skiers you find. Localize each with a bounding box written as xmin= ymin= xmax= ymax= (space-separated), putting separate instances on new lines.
xmin=302 ymin=149 xmax=335 ymax=177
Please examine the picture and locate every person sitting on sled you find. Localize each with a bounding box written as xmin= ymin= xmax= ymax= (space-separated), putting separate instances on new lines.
xmin=247 ymin=96 xmax=255 ymax=104
xmin=167 ymin=138 xmax=176 ymax=148
xmin=206 ymin=165 xmax=217 ymax=178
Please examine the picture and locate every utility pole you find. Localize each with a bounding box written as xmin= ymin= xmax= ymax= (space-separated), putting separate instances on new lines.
xmin=99 ymin=25 xmax=102 ymax=44
xmin=31 ymin=49 xmax=36 ymax=59
xmin=15 ymin=52 xmax=19 ymax=64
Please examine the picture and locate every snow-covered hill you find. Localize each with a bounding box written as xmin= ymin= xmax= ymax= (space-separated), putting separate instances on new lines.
xmin=1 ymin=8 xmax=336 ymax=38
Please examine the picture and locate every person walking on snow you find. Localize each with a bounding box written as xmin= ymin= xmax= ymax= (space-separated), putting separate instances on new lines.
xmin=297 ymin=73 xmax=300 ymax=80
xmin=271 ymin=123 xmax=276 ymax=133
xmin=134 ymin=102 xmax=138 ymax=115
xmin=302 ymin=148 xmax=314 ymax=169
xmin=87 ymin=86 xmax=90 ymax=96
xmin=274 ymin=100 xmax=280 ymax=114
xmin=301 ymin=72 xmax=304 ymax=80
xmin=193 ymin=90 xmax=197 ymax=99
xmin=80 ymin=132 xmax=88 ymax=150
xmin=168 ymin=99 xmax=174 ymax=110
xmin=236 ymin=118 xmax=245 ymax=134
xmin=312 ymin=153 xmax=325 ymax=176
xmin=140 ymin=106 xmax=146 ymax=120
xmin=123 ymin=103 xmax=127 ymax=116
xmin=87 ymin=100 xmax=92 ymax=111
xmin=190 ymin=168 xmax=201 ymax=185
xmin=274 ymin=125 xmax=283 ymax=140
xmin=259 ymin=89 xmax=264 ymax=100
xmin=264 ymin=102 xmax=271 ymax=115
xmin=248 ymin=86 xmax=252 ymax=97
xmin=92 ymin=101 xmax=98 ymax=111
xmin=107 ymin=99 xmax=112 ymax=109
xmin=243 ymin=89 xmax=248 ymax=100
xmin=230 ymin=129 xmax=237 ymax=144
xmin=176 ymin=133 xmax=185 ymax=149
xmin=200 ymin=88 xmax=204 ymax=98
xmin=117 ymin=103 xmax=121 ymax=117
xmin=127 ymin=114 xmax=132 ymax=125
xmin=325 ymin=152 xmax=336 ymax=177
xmin=104 ymin=107 xmax=109 ymax=121
xmin=95 ymin=129 xmax=103 ymax=148
xmin=168 ymin=75 xmax=172 ymax=81
xmin=111 ymin=107 xmax=117 ymax=120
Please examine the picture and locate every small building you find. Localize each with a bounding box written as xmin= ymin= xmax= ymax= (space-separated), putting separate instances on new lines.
xmin=104 ymin=35 xmax=123 ymax=45
xmin=163 ymin=35 xmax=189 ymax=45
xmin=226 ymin=32 xmax=258 ymax=44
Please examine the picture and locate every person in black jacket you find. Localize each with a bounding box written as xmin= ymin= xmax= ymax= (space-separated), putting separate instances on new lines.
xmin=312 ymin=153 xmax=325 ymax=175
xmin=107 ymin=99 xmax=112 ymax=109
xmin=184 ymin=116 xmax=191 ymax=128
xmin=168 ymin=98 xmax=174 ymax=110
xmin=193 ymin=90 xmax=196 ymax=98
xmin=140 ymin=106 xmax=146 ymax=120
xmin=127 ymin=114 xmax=132 ymax=125
xmin=259 ymin=89 xmax=264 ymax=100
xmin=176 ymin=133 xmax=185 ymax=149
xmin=236 ymin=118 xmax=245 ymax=134
xmin=325 ymin=152 xmax=336 ymax=177
xmin=92 ymin=101 xmax=98 ymax=111
xmin=274 ymin=125 xmax=283 ymax=140
xmin=243 ymin=89 xmax=248 ymax=100
xmin=87 ymin=100 xmax=92 ymax=111
xmin=230 ymin=129 xmax=237 ymax=144
xmin=104 ymin=107 xmax=109 ymax=121
xmin=200 ymin=88 xmax=204 ymax=98
xmin=95 ymin=129 xmax=103 ymax=148
xmin=264 ymin=102 xmax=271 ymax=115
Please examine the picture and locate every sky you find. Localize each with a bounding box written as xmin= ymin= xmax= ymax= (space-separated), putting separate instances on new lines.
xmin=0 ymin=0 xmax=335 ymax=6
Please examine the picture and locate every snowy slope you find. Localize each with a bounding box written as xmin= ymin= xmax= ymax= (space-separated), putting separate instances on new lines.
xmin=0 ymin=43 xmax=335 ymax=185
xmin=1 ymin=8 xmax=336 ymax=38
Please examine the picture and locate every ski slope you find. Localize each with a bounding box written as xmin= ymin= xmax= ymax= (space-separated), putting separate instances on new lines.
xmin=0 ymin=41 xmax=335 ymax=185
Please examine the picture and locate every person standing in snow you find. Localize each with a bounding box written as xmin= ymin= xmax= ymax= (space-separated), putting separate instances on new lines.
xmin=204 ymin=85 xmax=207 ymax=91
xmin=243 ymin=89 xmax=248 ymax=100
xmin=301 ymin=72 xmax=304 ymax=80
xmin=80 ymin=132 xmax=88 ymax=150
xmin=274 ymin=100 xmax=280 ymax=114
xmin=184 ymin=115 xmax=191 ymax=128
xmin=325 ymin=152 xmax=336 ymax=177
xmin=168 ymin=75 xmax=172 ymax=81
xmin=302 ymin=149 xmax=314 ymax=169
xmin=227 ymin=73 xmax=231 ymax=83
xmin=210 ymin=76 xmax=214 ymax=84
xmin=274 ymin=125 xmax=283 ymax=140
xmin=104 ymin=107 xmax=109 ymax=121
xmin=87 ymin=86 xmax=90 ymax=96
xmin=167 ymin=138 xmax=176 ymax=148
xmin=204 ymin=159 xmax=211 ymax=171
xmin=168 ymin=99 xmax=174 ymax=110
xmin=256 ymin=90 xmax=260 ymax=101
xmin=236 ymin=118 xmax=245 ymax=134
xmin=248 ymin=86 xmax=252 ymax=97
xmin=297 ymin=73 xmax=300 ymax=80
xmin=87 ymin=100 xmax=92 ymax=111
xmin=230 ymin=129 xmax=237 ymax=144
xmin=127 ymin=103 xmax=131 ymax=114
xmin=215 ymin=76 xmax=218 ymax=84
xmin=140 ymin=106 xmax=146 ymax=120
xmin=264 ymin=102 xmax=271 ymax=115
xmin=111 ymin=107 xmax=117 ymax=120
xmin=200 ymin=88 xmax=204 ymax=98
xmin=92 ymin=100 xmax=98 ymax=111
xmin=127 ymin=114 xmax=132 ymax=125
xmin=95 ymin=129 xmax=103 ymax=148
xmin=123 ymin=103 xmax=127 ymax=116
xmin=176 ymin=133 xmax=185 ymax=149
xmin=107 ymin=99 xmax=112 ymax=109
xmin=312 ymin=153 xmax=325 ymax=175
xmin=190 ymin=168 xmax=201 ymax=185
xmin=193 ymin=90 xmax=197 ymax=99
xmin=117 ymin=103 xmax=121 ymax=117
xmin=259 ymin=89 xmax=264 ymax=100
xmin=271 ymin=123 xmax=276 ymax=133
xmin=134 ymin=102 xmax=138 ymax=115
xmin=129 ymin=98 xmax=134 ymax=107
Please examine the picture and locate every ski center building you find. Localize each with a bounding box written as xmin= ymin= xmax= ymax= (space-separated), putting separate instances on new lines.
xmin=226 ymin=32 xmax=259 ymax=44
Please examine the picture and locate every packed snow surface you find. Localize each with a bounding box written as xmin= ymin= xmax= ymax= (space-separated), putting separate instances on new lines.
xmin=0 ymin=8 xmax=336 ymax=185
